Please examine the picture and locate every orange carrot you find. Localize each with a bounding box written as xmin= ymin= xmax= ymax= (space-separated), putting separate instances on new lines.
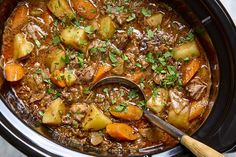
xmin=71 ymin=0 xmax=97 ymax=20
xmin=181 ymin=58 xmax=200 ymax=85
xmin=11 ymin=5 xmax=28 ymax=29
xmin=92 ymin=63 xmax=111 ymax=83
xmin=128 ymin=71 xmax=144 ymax=83
xmin=50 ymin=70 xmax=66 ymax=88
xmin=110 ymin=105 xmax=143 ymax=121
xmin=106 ymin=123 xmax=138 ymax=141
xmin=189 ymin=101 xmax=205 ymax=121
xmin=5 ymin=63 xmax=24 ymax=82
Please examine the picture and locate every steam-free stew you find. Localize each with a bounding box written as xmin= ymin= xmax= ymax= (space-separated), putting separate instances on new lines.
xmin=1 ymin=0 xmax=211 ymax=155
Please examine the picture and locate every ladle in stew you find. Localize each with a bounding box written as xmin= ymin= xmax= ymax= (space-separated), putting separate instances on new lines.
xmin=91 ymin=76 xmax=223 ymax=157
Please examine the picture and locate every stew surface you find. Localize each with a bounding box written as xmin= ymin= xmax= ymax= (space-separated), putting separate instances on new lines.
xmin=1 ymin=0 xmax=212 ymax=155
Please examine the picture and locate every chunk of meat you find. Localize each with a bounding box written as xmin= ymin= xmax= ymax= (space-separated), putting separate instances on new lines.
xmin=169 ymin=88 xmax=189 ymax=114
xmin=11 ymin=4 xmax=29 ymax=29
xmin=90 ymin=132 xmax=103 ymax=146
xmin=186 ymin=77 xmax=207 ymax=100
xmin=78 ymin=64 xmax=96 ymax=82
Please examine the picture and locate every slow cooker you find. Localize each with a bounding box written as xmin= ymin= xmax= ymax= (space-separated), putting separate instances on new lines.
xmin=0 ymin=0 xmax=236 ymax=156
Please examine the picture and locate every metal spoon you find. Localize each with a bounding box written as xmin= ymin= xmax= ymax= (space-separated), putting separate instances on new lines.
xmin=91 ymin=76 xmax=223 ymax=157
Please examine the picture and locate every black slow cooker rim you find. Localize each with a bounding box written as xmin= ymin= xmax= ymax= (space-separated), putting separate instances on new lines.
xmin=1 ymin=0 xmax=236 ymax=156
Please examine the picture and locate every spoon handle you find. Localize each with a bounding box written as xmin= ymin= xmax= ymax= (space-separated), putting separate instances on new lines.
xmin=181 ymin=135 xmax=224 ymax=157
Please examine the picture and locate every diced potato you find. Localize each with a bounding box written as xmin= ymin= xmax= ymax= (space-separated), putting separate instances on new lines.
xmin=47 ymin=0 xmax=75 ymax=21
xmin=111 ymin=58 xmax=124 ymax=75
xmin=83 ymin=104 xmax=112 ymax=130
xmin=71 ymin=0 xmax=97 ymax=20
xmin=167 ymin=106 xmax=190 ymax=129
xmin=146 ymin=14 xmax=163 ymax=27
xmin=173 ymin=40 xmax=200 ymax=60
xmin=181 ymin=58 xmax=200 ymax=85
xmin=60 ymin=26 xmax=88 ymax=52
xmin=147 ymin=88 xmax=169 ymax=113
xmin=189 ymin=101 xmax=205 ymax=121
xmin=110 ymin=104 xmax=143 ymax=121
xmin=45 ymin=48 xmax=66 ymax=72
xmin=42 ymin=98 xmax=66 ymax=125
xmin=13 ymin=33 xmax=34 ymax=60
xmin=4 ymin=63 xmax=24 ymax=82
xmin=64 ymin=69 xmax=77 ymax=86
xmin=99 ymin=16 xmax=116 ymax=39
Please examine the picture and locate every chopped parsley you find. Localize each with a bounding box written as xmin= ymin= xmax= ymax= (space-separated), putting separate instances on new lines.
xmin=61 ymin=54 xmax=70 ymax=64
xmin=127 ymin=27 xmax=134 ymax=35
xmin=83 ymin=88 xmax=90 ymax=95
xmin=52 ymin=35 xmax=61 ymax=45
xmin=114 ymin=102 xmax=128 ymax=112
xmin=141 ymin=8 xmax=151 ymax=17
xmin=109 ymin=52 xmax=117 ymax=66
xmin=136 ymin=63 xmax=142 ymax=68
xmin=147 ymin=29 xmax=154 ymax=39
xmin=128 ymin=89 xmax=138 ymax=100
xmin=126 ymin=13 xmax=136 ymax=22
xmin=122 ymin=54 xmax=128 ymax=61
xmin=137 ymin=100 xmax=146 ymax=109
xmin=38 ymin=111 xmax=44 ymax=116
xmin=77 ymin=52 xmax=84 ymax=68
xmin=145 ymin=53 xmax=155 ymax=64
xmin=84 ymin=25 xmax=95 ymax=34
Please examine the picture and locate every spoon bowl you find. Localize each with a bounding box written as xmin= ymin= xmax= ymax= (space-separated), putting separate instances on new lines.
xmin=91 ymin=76 xmax=223 ymax=157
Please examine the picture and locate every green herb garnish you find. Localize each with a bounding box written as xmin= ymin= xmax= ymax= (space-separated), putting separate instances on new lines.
xmin=114 ymin=102 xmax=128 ymax=112
xmin=141 ymin=8 xmax=151 ymax=17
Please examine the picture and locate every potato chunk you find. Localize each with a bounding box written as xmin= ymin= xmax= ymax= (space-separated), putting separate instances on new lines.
xmin=167 ymin=106 xmax=190 ymax=129
xmin=146 ymin=14 xmax=163 ymax=27
xmin=173 ymin=40 xmax=200 ymax=60
xmin=13 ymin=33 xmax=34 ymax=60
xmin=64 ymin=69 xmax=77 ymax=86
xmin=83 ymin=104 xmax=112 ymax=130
xmin=60 ymin=26 xmax=88 ymax=52
xmin=98 ymin=16 xmax=116 ymax=39
xmin=42 ymin=98 xmax=66 ymax=125
xmin=47 ymin=0 xmax=75 ymax=21
xmin=45 ymin=48 xmax=66 ymax=72
xmin=147 ymin=88 xmax=169 ymax=113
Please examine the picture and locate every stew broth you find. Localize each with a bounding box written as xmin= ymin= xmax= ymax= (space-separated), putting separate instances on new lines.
xmin=1 ymin=0 xmax=211 ymax=155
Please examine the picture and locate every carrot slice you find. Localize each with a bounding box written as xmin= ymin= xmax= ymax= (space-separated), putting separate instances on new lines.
xmin=110 ymin=105 xmax=143 ymax=121
xmin=92 ymin=63 xmax=112 ymax=83
xmin=181 ymin=58 xmax=200 ymax=85
xmin=106 ymin=123 xmax=138 ymax=141
xmin=5 ymin=63 xmax=24 ymax=82
xmin=50 ymin=70 xmax=66 ymax=88
xmin=127 ymin=71 xmax=144 ymax=83
xmin=71 ymin=0 xmax=97 ymax=20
